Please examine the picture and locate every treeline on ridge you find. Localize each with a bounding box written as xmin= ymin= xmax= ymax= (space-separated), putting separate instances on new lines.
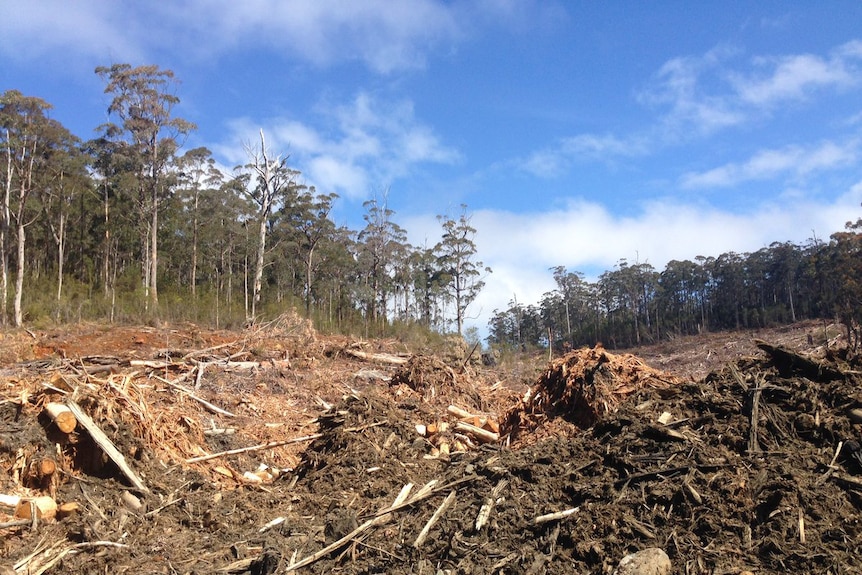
xmin=489 ymin=230 xmax=862 ymax=351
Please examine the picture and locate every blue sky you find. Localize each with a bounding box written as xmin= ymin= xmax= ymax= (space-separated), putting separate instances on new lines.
xmin=3 ymin=1 xmax=862 ymax=334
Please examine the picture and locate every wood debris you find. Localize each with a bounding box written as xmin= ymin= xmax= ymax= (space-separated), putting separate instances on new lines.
xmin=501 ymin=344 xmax=680 ymax=442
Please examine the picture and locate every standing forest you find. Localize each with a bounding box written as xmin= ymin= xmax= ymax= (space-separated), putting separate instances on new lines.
xmin=0 ymin=65 xmax=488 ymax=339
xmin=2 ymin=65 xmax=862 ymax=351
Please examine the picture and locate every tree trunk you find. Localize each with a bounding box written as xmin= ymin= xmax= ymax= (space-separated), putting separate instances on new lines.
xmin=191 ymin=189 xmax=198 ymax=299
xmin=150 ymin=189 xmax=159 ymax=311
xmin=1 ymin=132 xmax=10 ymax=325
xmin=14 ymin=205 xmax=25 ymax=327
xmin=55 ymin=210 xmax=65 ymax=302
xmin=305 ymin=245 xmax=314 ymax=317
xmin=252 ymin=210 xmax=266 ymax=318
xmin=102 ymin=180 xmax=110 ymax=299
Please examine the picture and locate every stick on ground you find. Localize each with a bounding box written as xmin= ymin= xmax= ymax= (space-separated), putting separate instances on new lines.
xmin=66 ymin=400 xmax=149 ymax=494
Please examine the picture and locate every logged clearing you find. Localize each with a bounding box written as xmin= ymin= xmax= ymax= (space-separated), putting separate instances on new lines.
xmin=2 ymin=317 xmax=862 ymax=574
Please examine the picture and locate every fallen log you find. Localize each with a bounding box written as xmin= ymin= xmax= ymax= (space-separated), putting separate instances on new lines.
xmin=153 ymin=374 xmax=236 ymax=418
xmin=447 ymin=404 xmax=475 ymax=420
xmin=454 ymin=421 xmax=499 ymax=443
xmin=754 ymin=339 xmax=844 ymax=380
xmin=185 ymin=434 xmax=323 ymax=464
xmin=15 ymin=496 xmax=57 ymax=521
xmin=344 ymin=348 xmax=409 ymax=365
xmin=66 ymin=400 xmax=149 ymax=494
xmin=44 ymin=402 xmax=77 ymax=433
xmin=413 ymin=491 xmax=456 ymax=548
xmin=285 ymin=483 xmax=415 ymax=572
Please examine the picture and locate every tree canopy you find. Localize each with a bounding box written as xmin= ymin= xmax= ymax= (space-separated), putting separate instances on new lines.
xmin=2 ymin=67 xmax=862 ymax=351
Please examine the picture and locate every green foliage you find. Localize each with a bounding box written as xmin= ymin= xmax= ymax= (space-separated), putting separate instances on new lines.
xmin=492 ymin=227 xmax=862 ymax=351
xmin=435 ymin=205 xmax=491 ymax=335
xmin=8 ymin=70 xmax=862 ymax=357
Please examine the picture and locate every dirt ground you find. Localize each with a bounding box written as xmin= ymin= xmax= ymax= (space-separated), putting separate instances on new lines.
xmin=2 ymin=316 xmax=862 ymax=574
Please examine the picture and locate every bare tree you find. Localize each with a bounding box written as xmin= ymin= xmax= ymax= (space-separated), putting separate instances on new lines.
xmin=240 ymin=130 xmax=294 ymax=319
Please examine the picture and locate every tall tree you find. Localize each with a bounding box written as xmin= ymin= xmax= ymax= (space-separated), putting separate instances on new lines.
xmin=278 ymin=187 xmax=337 ymax=317
xmin=356 ymin=196 xmax=408 ymax=334
xmin=42 ymin=128 xmax=89 ymax=306
xmin=176 ymin=147 xmax=223 ymax=299
xmin=0 ymin=90 xmax=77 ymax=325
xmin=822 ymin=216 xmax=862 ymax=349
xmin=96 ymin=63 xmax=195 ymax=314
xmin=238 ymin=129 xmax=296 ymax=319
xmin=436 ymin=205 xmax=490 ymax=335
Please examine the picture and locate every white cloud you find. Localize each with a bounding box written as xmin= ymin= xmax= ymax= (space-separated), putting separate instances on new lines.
xmin=522 ymin=40 xmax=862 ymax=181
xmin=639 ymin=45 xmax=746 ymax=136
xmin=681 ymin=139 xmax=859 ymax=188
xmin=1 ymin=0 xmax=465 ymax=74
xmin=0 ymin=0 xmax=145 ymax=64
xmin=459 ymin=185 xmax=862 ymax=337
xmin=212 ymin=93 xmax=458 ymax=199
xmin=732 ymin=40 xmax=862 ymax=106
xmin=638 ymin=40 xmax=862 ymax=137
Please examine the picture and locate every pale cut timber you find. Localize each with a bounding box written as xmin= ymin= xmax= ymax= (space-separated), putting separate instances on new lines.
xmin=413 ymin=491 xmax=456 ymax=548
xmin=45 ymin=402 xmax=77 ymax=433
xmin=153 ymin=375 xmax=236 ymax=418
xmin=66 ymin=400 xmax=149 ymax=494
xmin=15 ymin=496 xmax=57 ymax=520
xmin=454 ymin=421 xmax=499 ymax=443
xmin=344 ymin=348 xmax=409 ymax=365
xmin=533 ymin=506 xmax=580 ymax=525
xmin=447 ymin=404 xmax=476 ymax=420
xmin=0 ymin=494 xmax=21 ymax=508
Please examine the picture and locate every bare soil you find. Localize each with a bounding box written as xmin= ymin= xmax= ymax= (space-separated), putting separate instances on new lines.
xmin=2 ymin=316 xmax=861 ymax=574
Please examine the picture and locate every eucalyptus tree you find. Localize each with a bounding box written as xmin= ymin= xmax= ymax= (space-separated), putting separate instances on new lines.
xmin=294 ymin=190 xmax=338 ymax=317
xmin=95 ymin=63 xmax=195 ymax=313
xmin=435 ymin=205 xmax=490 ymax=335
xmin=821 ymin=217 xmax=862 ymax=348
xmin=175 ymin=147 xmax=223 ymax=299
xmin=411 ymin=243 xmax=447 ymax=330
xmin=314 ymin=226 xmax=359 ymax=330
xmin=709 ymin=252 xmax=746 ymax=330
xmin=658 ymin=259 xmax=704 ymax=336
xmin=236 ymin=129 xmax=298 ymax=319
xmin=356 ymin=196 xmax=408 ymax=333
xmin=0 ymin=90 xmax=79 ymax=325
xmin=765 ymin=241 xmax=803 ymax=323
xmin=201 ymin=180 xmax=256 ymax=325
xmin=487 ymin=298 xmax=542 ymax=349
xmin=41 ymin=128 xmax=90 ymax=305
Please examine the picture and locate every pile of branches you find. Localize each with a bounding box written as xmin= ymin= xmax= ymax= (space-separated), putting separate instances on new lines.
xmin=501 ymin=345 xmax=680 ymax=441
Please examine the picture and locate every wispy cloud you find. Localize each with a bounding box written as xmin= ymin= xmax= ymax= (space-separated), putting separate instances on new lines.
xmin=1 ymin=0 xmax=463 ymax=74
xmin=680 ymin=139 xmax=859 ymax=189
xmin=520 ymin=40 xmax=862 ymax=179
xmin=732 ymin=40 xmax=862 ymax=106
xmin=169 ymin=0 xmax=463 ymax=73
xmin=643 ymin=40 xmax=862 ymax=135
xmin=640 ymin=45 xmax=747 ymax=136
xmin=0 ymin=0 xmax=145 ymax=64
xmin=521 ymin=133 xmax=649 ymax=177
xmin=212 ymin=93 xmax=459 ymax=199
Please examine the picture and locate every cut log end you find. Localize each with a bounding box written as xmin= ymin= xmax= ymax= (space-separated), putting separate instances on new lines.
xmin=45 ymin=402 xmax=77 ymax=433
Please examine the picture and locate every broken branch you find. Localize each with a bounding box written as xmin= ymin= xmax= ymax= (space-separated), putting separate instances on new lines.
xmin=66 ymin=400 xmax=149 ymax=494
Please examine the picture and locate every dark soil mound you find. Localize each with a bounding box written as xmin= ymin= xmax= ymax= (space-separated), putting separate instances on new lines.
xmin=3 ymin=324 xmax=862 ymax=574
